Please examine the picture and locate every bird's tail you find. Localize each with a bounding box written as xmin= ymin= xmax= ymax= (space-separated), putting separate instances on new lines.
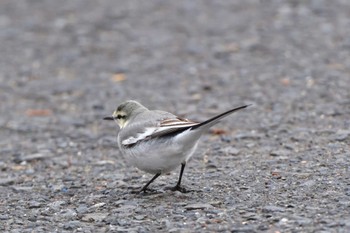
xmin=191 ymin=104 xmax=250 ymax=130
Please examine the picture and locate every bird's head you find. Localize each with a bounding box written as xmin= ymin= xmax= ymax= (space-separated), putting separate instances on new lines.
xmin=103 ymin=100 xmax=147 ymax=128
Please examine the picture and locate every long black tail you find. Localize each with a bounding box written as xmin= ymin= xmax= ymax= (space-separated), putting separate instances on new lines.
xmin=190 ymin=104 xmax=250 ymax=130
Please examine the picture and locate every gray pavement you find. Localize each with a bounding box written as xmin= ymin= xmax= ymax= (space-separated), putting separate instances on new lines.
xmin=1 ymin=0 xmax=350 ymax=232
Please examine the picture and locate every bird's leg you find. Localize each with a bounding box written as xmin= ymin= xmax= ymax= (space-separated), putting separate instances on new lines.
xmin=138 ymin=173 xmax=161 ymax=193
xmin=171 ymin=163 xmax=188 ymax=193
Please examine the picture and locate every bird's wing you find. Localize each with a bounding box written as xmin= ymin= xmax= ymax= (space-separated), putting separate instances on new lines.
xmin=120 ymin=116 xmax=198 ymax=147
xmin=149 ymin=117 xmax=199 ymax=138
xmin=159 ymin=116 xmax=198 ymax=127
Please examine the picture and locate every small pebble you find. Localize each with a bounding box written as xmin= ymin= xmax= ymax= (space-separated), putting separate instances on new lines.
xmin=184 ymin=203 xmax=214 ymax=210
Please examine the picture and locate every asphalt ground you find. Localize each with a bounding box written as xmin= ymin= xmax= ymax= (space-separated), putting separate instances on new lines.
xmin=1 ymin=0 xmax=350 ymax=232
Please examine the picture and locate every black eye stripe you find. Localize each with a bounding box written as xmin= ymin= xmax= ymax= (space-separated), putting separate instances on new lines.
xmin=117 ymin=115 xmax=126 ymax=119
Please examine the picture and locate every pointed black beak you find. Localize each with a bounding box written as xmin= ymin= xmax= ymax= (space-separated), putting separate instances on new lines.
xmin=103 ymin=116 xmax=114 ymax=120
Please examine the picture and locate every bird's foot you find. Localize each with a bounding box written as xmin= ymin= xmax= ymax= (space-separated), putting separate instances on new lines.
xmin=167 ymin=185 xmax=189 ymax=193
xmin=130 ymin=187 xmax=158 ymax=195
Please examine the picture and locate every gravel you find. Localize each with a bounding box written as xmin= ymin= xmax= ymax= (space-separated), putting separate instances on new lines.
xmin=1 ymin=0 xmax=350 ymax=232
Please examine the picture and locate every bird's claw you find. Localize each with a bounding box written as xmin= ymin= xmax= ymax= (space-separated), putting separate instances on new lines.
xmin=168 ymin=185 xmax=189 ymax=193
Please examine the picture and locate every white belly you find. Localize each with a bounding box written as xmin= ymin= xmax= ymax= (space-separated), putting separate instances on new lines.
xmin=119 ymin=137 xmax=198 ymax=174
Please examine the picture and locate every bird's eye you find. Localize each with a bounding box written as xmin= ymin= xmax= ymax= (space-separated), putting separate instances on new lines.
xmin=117 ymin=115 xmax=126 ymax=119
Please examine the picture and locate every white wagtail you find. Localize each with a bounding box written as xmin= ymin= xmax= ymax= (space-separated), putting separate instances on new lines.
xmin=104 ymin=100 xmax=248 ymax=193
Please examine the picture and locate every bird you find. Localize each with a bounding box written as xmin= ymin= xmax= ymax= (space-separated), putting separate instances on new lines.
xmin=103 ymin=100 xmax=248 ymax=193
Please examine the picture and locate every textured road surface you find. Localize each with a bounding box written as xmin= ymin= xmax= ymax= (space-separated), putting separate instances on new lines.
xmin=1 ymin=0 xmax=350 ymax=232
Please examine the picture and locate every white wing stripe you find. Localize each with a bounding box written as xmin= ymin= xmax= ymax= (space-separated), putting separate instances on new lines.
xmin=160 ymin=123 xmax=197 ymax=128
xmin=122 ymin=127 xmax=156 ymax=146
xmin=160 ymin=118 xmax=197 ymax=127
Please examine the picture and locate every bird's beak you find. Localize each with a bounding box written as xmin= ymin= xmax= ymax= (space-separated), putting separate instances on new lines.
xmin=103 ymin=116 xmax=114 ymax=121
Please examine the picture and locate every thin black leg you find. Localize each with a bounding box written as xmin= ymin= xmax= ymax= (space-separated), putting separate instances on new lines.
xmin=176 ymin=163 xmax=186 ymax=187
xmin=139 ymin=173 xmax=161 ymax=193
xmin=171 ymin=163 xmax=188 ymax=193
